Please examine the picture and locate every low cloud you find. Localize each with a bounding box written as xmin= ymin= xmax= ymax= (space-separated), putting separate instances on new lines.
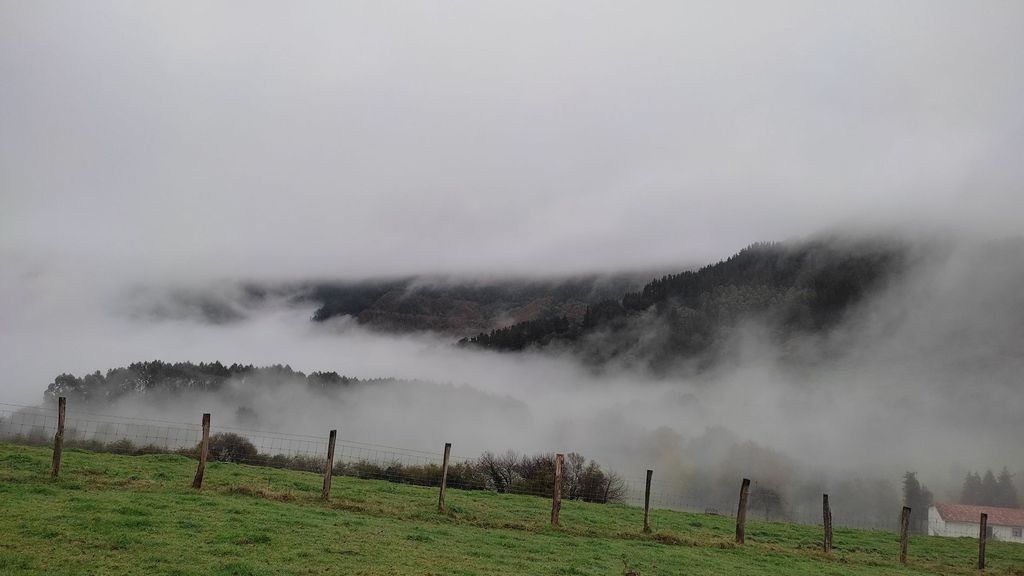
xmin=3 ymin=235 xmax=1022 ymax=526
xmin=2 ymin=1 xmax=1022 ymax=527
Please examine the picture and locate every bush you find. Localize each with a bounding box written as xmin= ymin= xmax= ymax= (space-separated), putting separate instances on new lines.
xmin=207 ymin=433 xmax=258 ymax=464
xmin=255 ymin=452 xmax=323 ymax=472
xmin=1 ymin=422 xmax=621 ymax=503
xmin=107 ymin=438 xmax=136 ymax=454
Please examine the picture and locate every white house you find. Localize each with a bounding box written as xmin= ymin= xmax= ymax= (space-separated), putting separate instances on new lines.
xmin=929 ymin=503 xmax=1024 ymax=543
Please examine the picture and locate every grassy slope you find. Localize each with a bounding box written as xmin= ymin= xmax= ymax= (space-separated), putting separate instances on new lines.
xmin=1 ymin=444 xmax=1022 ymax=576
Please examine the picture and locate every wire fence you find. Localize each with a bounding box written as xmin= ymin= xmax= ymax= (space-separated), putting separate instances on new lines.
xmin=0 ymin=401 xmax=960 ymax=536
xmin=6 ymin=398 xmax=1020 ymax=576
xmin=0 ymin=402 xmax=202 ymax=454
xmin=0 ymin=401 xmax=724 ymax=511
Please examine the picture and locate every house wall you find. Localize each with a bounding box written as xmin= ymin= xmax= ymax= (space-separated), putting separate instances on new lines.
xmin=992 ymin=524 xmax=1024 ymax=543
xmin=947 ymin=521 xmax=982 ymax=538
xmin=927 ymin=507 xmax=1024 ymax=543
xmin=928 ymin=507 xmax=945 ymax=536
xmin=957 ymin=521 xmax=1024 ymax=543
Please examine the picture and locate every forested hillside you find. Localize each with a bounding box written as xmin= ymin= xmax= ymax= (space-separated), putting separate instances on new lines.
xmin=301 ymin=238 xmax=906 ymax=353
xmin=127 ymin=237 xmax=909 ymax=372
xmin=459 ymin=238 xmax=908 ymax=369
xmin=304 ymin=274 xmax=650 ymax=334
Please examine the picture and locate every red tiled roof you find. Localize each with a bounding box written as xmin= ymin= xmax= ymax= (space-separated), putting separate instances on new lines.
xmin=934 ymin=503 xmax=1024 ymax=527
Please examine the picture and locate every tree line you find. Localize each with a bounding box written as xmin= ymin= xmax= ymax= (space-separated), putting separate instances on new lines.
xmin=5 ymin=427 xmax=626 ymax=504
xmin=960 ymin=468 xmax=1019 ymax=508
xmin=43 ymin=360 xmax=384 ymax=404
xmin=200 ymin=434 xmax=626 ymax=503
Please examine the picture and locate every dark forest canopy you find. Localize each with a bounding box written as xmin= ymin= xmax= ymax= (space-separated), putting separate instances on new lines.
xmin=132 ymin=273 xmax=653 ymax=334
xmin=119 ymin=236 xmax=910 ymax=374
xmin=458 ymin=237 xmax=908 ymax=368
xmin=302 ymin=273 xmax=650 ymax=334
xmin=297 ymin=237 xmax=907 ymax=351
xmin=43 ymin=360 xmax=398 ymax=405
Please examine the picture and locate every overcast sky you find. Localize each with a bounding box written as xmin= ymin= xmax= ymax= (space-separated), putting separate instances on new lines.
xmin=3 ymin=3 xmax=1024 ymax=495
xmin=2 ymin=0 xmax=1023 ymax=281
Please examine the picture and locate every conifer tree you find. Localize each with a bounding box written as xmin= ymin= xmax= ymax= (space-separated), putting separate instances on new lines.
xmin=996 ymin=467 xmax=1019 ymax=508
xmin=961 ymin=471 xmax=983 ymax=505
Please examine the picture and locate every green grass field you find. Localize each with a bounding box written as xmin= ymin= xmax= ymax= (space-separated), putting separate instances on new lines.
xmin=2 ymin=443 xmax=1022 ymax=575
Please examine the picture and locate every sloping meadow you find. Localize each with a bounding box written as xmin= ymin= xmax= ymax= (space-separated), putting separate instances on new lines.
xmin=3 ymin=443 xmax=1024 ymax=576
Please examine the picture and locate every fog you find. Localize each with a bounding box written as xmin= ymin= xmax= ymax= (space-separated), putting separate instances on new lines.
xmin=2 ymin=235 xmax=1023 ymax=522
xmin=2 ymin=1 xmax=1023 ymax=525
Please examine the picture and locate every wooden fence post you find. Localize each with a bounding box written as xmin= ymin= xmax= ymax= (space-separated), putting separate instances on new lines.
xmin=191 ymin=413 xmax=210 ymax=489
xmin=438 ymin=442 xmax=452 ymax=513
xmin=979 ymin=512 xmax=988 ymax=570
xmin=899 ymin=506 xmax=911 ymax=564
xmin=643 ymin=469 xmax=653 ymax=533
xmin=823 ymin=493 xmax=833 ymax=553
xmin=50 ymin=397 xmax=66 ymax=479
xmin=321 ymin=429 xmax=337 ymax=501
xmin=551 ymin=453 xmax=564 ymax=526
xmin=735 ymin=478 xmax=751 ymax=544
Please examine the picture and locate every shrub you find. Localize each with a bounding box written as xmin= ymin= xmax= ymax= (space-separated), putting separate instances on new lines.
xmin=207 ymin=433 xmax=258 ymax=464
xmin=107 ymin=438 xmax=136 ymax=454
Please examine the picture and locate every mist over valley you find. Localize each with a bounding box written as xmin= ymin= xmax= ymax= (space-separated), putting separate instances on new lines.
xmin=2 ymin=3 xmax=1023 ymax=566
xmin=8 ymin=234 xmax=1022 ymax=528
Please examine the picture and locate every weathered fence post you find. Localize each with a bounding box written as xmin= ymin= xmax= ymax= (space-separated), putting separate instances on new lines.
xmin=321 ymin=429 xmax=337 ymax=501
xmin=551 ymin=453 xmax=564 ymax=526
xmin=823 ymin=493 xmax=833 ymax=552
xmin=979 ymin=512 xmax=988 ymax=570
xmin=438 ymin=442 xmax=452 ymax=513
xmin=899 ymin=506 xmax=911 ymax=564
xmin=643 ymin=469 xmax=653 ymax=533
xmin=191 ymin=413 xmax=210 ymax=489
xmin=735 ymin=478 xmax=751 ymax=543
xmin=50 ymin=397 xmax=66 ymax=479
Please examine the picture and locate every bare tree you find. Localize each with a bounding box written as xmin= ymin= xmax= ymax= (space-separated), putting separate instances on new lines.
xmin=476 ymin=450 xmax=519 ymax=493
xmin=602 ymin=470 xmax=626 ymax=503
xmin=566 ymin=452 xmax=587 ymax=499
